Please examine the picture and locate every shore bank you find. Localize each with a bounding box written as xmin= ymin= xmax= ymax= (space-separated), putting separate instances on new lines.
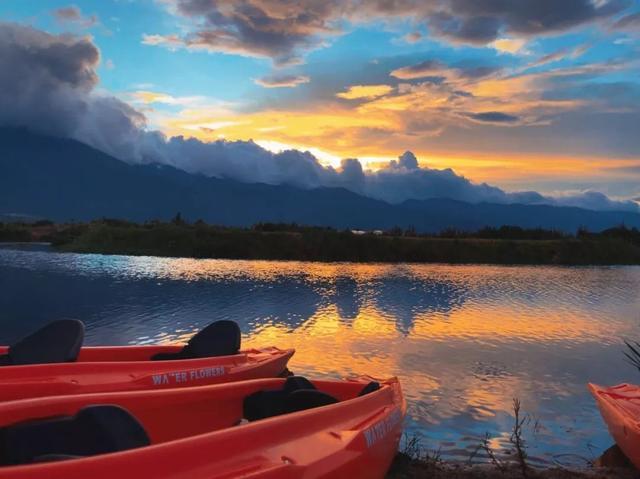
xmin=387 ymin=454 xmax=638 ymax=479
xmin=385 ymin=399 xmax=640 ymax=479
xmin=3 ymin=220 xmax=639 ymax=265
xmin=43 ymin=221 xmax=640 ymax=265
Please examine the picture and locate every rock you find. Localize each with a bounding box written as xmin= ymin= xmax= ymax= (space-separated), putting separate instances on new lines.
xmin=594 ymin=444 xmax=635 ymax=469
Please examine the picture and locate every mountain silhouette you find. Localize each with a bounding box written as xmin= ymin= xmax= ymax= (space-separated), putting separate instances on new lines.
xmin=2 ymin=127 xmax=639 ymax=232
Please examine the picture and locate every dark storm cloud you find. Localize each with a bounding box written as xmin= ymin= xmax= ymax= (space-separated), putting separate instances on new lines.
xmin=0 ymin=22 xmax=98 ymax=136
xmin=144 ymin=0 xmax=342 ymax=65
xmin=0 ymin=22 xmax=150 ymax=160
xmin=442 ymin=0 xmax=629 ymax=36
xmin=465 ymin=112 xmax=521 ymax=124
xmin=428 ymin=12 xmax=502 ymax=44
xmin=457 ymin=65 xmax=502 ymax=79
xmin=391 ymin=59 xmax=500 ymax=81
xmin=146 ymin=0 xmax=632 ymax=63
xmin=2 ymin=22 xmax=637 ymax=213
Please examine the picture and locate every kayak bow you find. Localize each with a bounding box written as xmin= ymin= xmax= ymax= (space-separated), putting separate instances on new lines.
xmin=0 ymin=320 xmax=294 ymax=400
xmin=589 ymin=383 xmax=640 ymax=469
xmin=0 ymin=376 xmax=405 ymax=479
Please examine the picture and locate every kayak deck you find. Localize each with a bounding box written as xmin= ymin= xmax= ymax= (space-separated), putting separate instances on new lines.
xmin=0 ymin=347 xmax=294 ymax=400
xmin=589 ymin=383 xmax=640 ymax=469
xmin=0 ymin=377 xmax=405 ymax=479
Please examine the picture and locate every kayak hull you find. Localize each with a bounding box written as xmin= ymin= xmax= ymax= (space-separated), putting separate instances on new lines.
xmin=0 ymin=377 xmax=405 ymax=479
xmin=589 ymin=383 xmax=640 ymax=469
xmin=0 ymin=346 xmax=294 ymax=401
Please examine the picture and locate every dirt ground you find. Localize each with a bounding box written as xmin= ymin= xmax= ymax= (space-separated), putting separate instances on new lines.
xmin=386 ymin=453 xmax=640 ymax=479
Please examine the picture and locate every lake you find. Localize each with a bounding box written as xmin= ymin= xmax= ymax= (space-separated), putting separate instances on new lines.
xmin=1 ymin=244 xmax=639 ymax=467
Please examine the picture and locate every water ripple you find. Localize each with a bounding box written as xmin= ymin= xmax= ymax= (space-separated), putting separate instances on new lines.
xmin=1 ymin=245 xmax=639 ymax=464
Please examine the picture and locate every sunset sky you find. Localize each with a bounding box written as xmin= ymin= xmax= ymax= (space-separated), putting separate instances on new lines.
xmin=1 ymin=0 xmax=639 ymax=204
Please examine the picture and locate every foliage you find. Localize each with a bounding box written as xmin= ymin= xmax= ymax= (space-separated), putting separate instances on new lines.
xmin=0 ymin=223 xmax=31 ymax=242
xmin=3 ymin=220 xmax=640 ymax=264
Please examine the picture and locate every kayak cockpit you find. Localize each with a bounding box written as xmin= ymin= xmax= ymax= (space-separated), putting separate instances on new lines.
xmin=0 ymin=377 xmax=384 ymax=466
xmin=0 ymin=405 xmax=149 ymax=466
xmin=1 ymin=320 xmax=243 ymax=365
xmin=243 ymin=375 xmax=380 ymax=421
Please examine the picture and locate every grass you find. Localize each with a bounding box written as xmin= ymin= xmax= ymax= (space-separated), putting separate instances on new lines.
xmin=4 ymin=219 xmax=637 ymax=265
xmin=387 ymin=399 xmax=639 ymax=479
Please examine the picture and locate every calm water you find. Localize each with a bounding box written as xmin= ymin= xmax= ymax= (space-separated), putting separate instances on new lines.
xmin=1 ymin=244 xmax=639 ymax=467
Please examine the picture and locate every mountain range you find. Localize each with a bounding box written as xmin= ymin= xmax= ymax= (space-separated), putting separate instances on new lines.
xmin=2 ymin=127 xmax=639 ymax=232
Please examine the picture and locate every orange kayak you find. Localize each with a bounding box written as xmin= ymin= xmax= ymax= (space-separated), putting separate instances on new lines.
xmin=0 ymin=376 xmax=405 ymax=479
xmin=0 ymin=320 xmax=294 ymax=400
xmin=0 ymin=345 xmax=294 ymax=401
xmin=589 ymin=383 xmax=640 ymax=469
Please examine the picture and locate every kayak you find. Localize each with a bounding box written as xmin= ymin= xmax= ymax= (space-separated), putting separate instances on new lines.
xmin=589 ymin=383 xmax=640 ymax=469
xmin=0 ymin=376 xmax=405 ymax=479
xmin=0 ymin=320 xmax=294 ymax=400
xmin=0 ymin=346 xmax=294 ymax=401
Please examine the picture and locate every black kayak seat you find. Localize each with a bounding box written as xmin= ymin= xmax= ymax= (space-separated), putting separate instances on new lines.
xmin=358 ymin=381 xmax=381 ymax=397
xmin=0 ymin=405 xmax=150 ymax=466
xmin=244 ymin=376 xmax=315 ymax=421
xmin=151 ymin=320 xmax=241 ymax=361
xmin=284 ymin=390 xmax=338 ymax=414
xmin=0 ymin=320 xmax=85 ymax=366
xmin=244 ymin=376 xmax=339 ymax=421
xmin=242 ymin=389 xmax=286 ymax=421
xmin=283 ymin=376 xmax=315 ymax=393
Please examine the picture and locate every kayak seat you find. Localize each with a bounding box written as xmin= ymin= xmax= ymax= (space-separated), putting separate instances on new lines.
xmin=242 ymin=389 xmax=287 ymax=421
xmin=284 ymin=390 xmax=338 ymax=414
xmin=243 ymin=376 xmax=315 ymax=421
xmin=283 ymin=376 xmax=315 ymax=393
xmin=358 ymin=381 xmax=381 ymax=396
xmin=0 ymin=319 xmax=85 ymax=366
xmin=0 ymin=405 xmax=150 ymax=466
xmin=244 ymin=376 xmax=338 ymax=421
xmin=151 ymin=320 xmax=241 ymax=361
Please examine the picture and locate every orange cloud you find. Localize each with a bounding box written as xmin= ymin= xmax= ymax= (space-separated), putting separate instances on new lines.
xmin=490 ymin=37 xmax=528 ymax=54
xmin=144 ymin=56 xmax=637 ymax=188
xmin=336 ymin=84 xmax=394 ymax=100
xmin=391 ymin=60 xmax=451 ymax=80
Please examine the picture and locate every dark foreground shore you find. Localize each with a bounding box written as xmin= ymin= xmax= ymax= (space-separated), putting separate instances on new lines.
xmin=387 ymin=441 xmax=640 ymax=479
xmin=3 ymin=220 xmax=640 ymax=265
xmin=387 ymin=456 xmax=638 ymax=479
xmin=384 ymin=398 xmax=640 ymax=479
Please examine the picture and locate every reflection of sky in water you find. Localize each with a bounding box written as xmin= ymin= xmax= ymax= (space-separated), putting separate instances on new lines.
xmin=1 ymin=245 xmax=640 ymax=465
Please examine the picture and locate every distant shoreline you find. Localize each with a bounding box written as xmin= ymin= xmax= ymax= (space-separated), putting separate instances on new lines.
xmin=0 ymin=241 xmax=51 ymax=246
xmin=2 ymin=220 xmax=639 ymax=266
xmin=59 ymin=237 xmax=640 ymax=266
